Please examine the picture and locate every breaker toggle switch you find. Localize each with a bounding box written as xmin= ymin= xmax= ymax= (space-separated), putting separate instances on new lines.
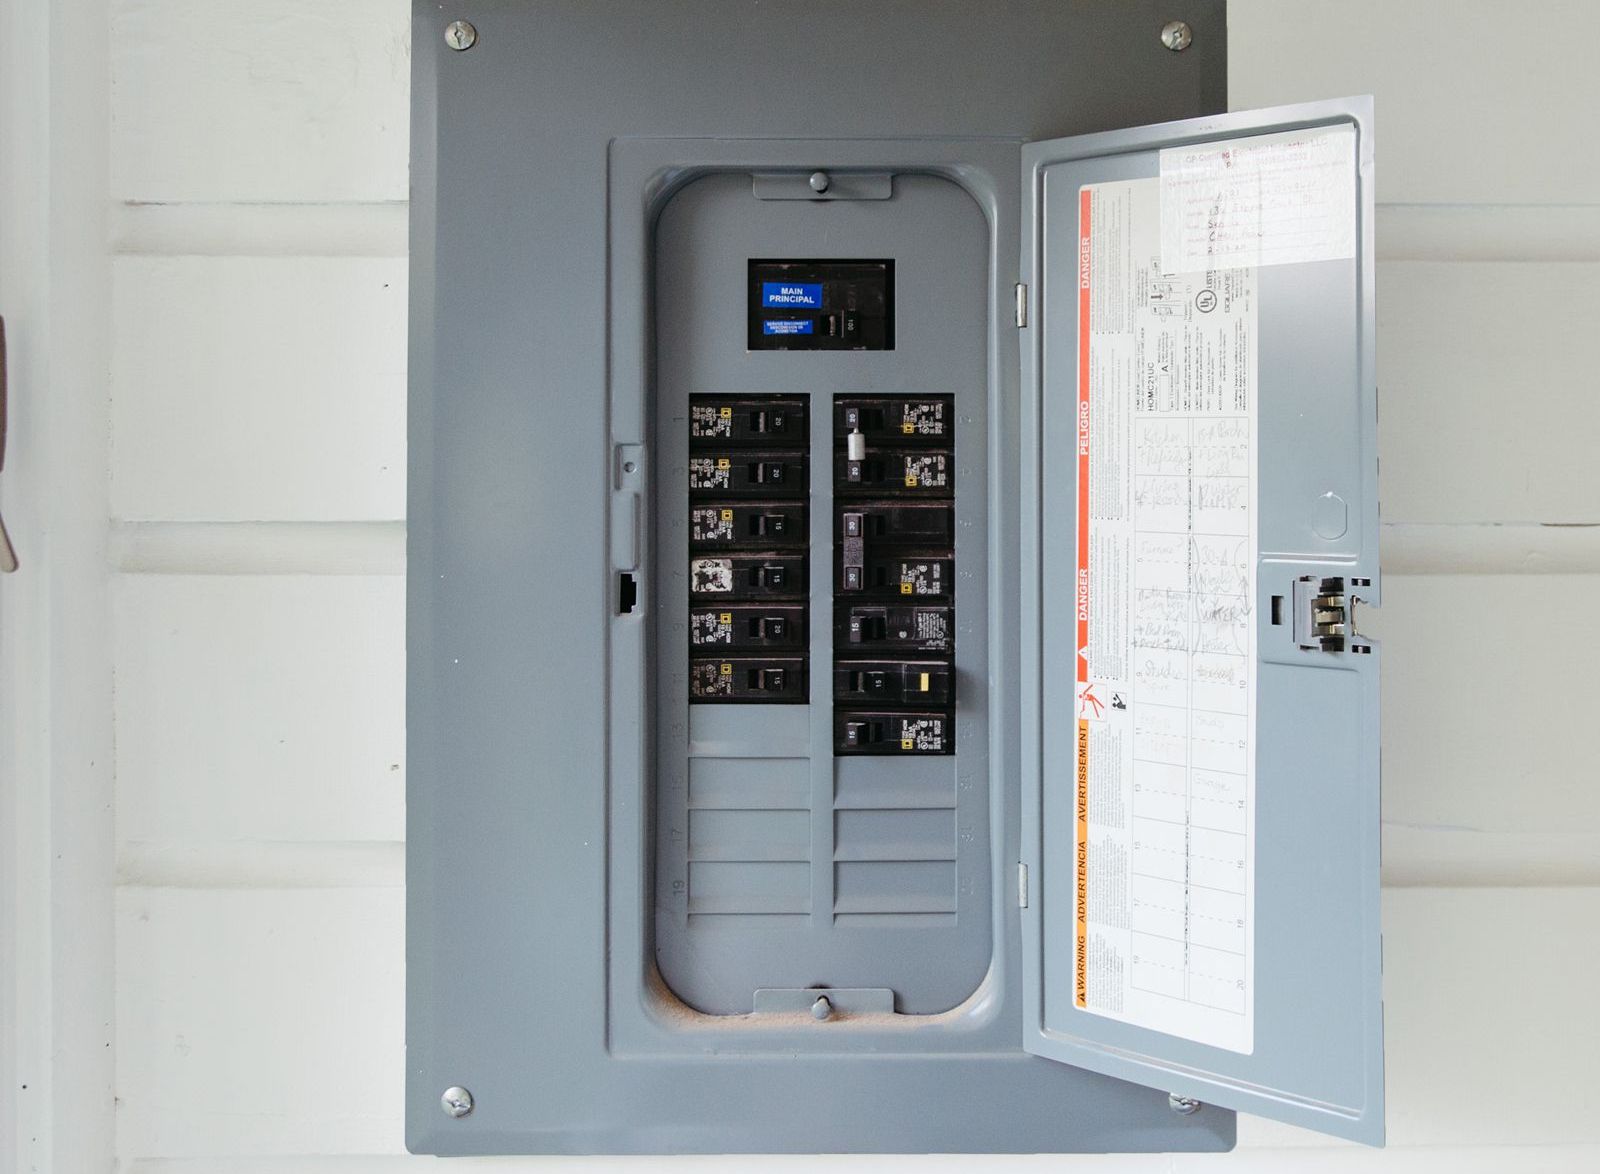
xmin=753 ymin=511 xmax=790 ymax=538
xmin=751 ymin=666 xmax=787 ymax=692
xmin=847 ymin=669 xmax=893 ymax=697
xmin=843 ymin=405 xmax=885 ymax=433
xmin=848 ymin=612 xmax=888 ymax=643
xmin=842 ymin=510 xmax=866 ymax=591
xmin=842 ymin=718 xmax=884 ymax=748
xmin=749 ymin=407 xmax=791 ymax=435
xmin=836 ymin=502 xmax=953 ymax=545
xmin=752 ymin=562 xmax=789 ymax=590
xmin=750 ymin=614 xmax=787 ymax=640
xmin=845 ymin=456 xmax=878 ymax=484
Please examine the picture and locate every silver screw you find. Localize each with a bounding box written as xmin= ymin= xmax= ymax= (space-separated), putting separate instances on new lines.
xmin=1161 ymin=20 xmax=1193 ymax=51
xmin=808 ymin=171 xmax=831 ymax=194
xmin=441 ymin=1086 xmax=474 ymax=1118
xmin=810 ymin=995 xmax=833 ymax=1020
xmin=444 ymin=20 xmax=477 ymax=51
xmin=1168 ymin=1093 xmax=1201 ymax=1116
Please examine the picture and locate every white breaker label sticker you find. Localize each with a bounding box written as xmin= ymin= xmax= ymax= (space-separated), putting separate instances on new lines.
xmin=1073 ymin=177 xmax=1257 ymax=1054
xmin=1159 ymin=124 xmax=1357 ymax=273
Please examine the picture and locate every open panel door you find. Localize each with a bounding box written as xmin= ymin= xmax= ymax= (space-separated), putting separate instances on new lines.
xmin=1019 ymin=98 xmax=1382 ymax=1144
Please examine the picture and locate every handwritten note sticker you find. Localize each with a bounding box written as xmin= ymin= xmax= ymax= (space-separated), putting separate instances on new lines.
xmin=1159 ymin=125 xmax=1357 ymax=273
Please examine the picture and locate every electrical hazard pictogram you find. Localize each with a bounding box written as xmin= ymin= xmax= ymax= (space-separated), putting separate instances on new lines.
xmin=1077 ymin=683 xmax=1106 ymax=719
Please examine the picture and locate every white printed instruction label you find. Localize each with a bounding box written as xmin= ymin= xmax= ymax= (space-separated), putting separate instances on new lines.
xmin=1159 ymin=124 xmax=1357 ymax=273
xmin=1072 ymin=178 xmax=1256 ymax=1054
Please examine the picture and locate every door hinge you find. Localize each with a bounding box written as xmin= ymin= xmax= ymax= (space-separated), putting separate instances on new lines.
xmin=0 ymin=316 xmax=15 ymax=573
xmin=1017 ymin=862 xmax=1029 ymax=908
xmin=1014 ymin=282 xmax=1028 ymax=328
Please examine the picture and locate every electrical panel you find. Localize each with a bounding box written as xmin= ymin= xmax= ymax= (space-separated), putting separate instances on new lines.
xmin=409 ymin=0 xmax=1382 ymax=1158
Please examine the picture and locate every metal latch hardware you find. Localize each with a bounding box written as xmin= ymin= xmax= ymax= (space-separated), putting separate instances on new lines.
xmin=1291 ymin=575 xmax=1370 ymax=654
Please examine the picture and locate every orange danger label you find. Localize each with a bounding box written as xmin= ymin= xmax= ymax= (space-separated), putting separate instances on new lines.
xmin=1075 ymin=718 xmax=1090 ymax=1008
xmin=1074 ymin=188 xmax=1093 ymax=1009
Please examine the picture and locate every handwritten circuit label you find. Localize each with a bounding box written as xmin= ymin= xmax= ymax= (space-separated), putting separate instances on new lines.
xmin=1073 ymin=177 xmax=1257 ymax=1054
xmin=1159 ymin=124 xmax=1357 ymax=273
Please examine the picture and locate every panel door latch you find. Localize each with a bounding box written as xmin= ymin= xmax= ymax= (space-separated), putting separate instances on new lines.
xmin=1291 ymin=576 xmax=1370 ymax=654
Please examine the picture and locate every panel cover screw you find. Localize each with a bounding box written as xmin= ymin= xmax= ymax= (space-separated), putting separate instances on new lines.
xmin=441 ymin=1086 xmax=474 ymax=1118
xmin=811 ymin=995 xmax=833 ymax=1020
xmin=444 ymin=20 xmax=477 ymax=51
xmin=809 ymin=171 xmax=831 ymax=194
xmin=1168 ymin=1093 xmax=1202 ymax=1115
xmin=1161 ymin=20 xmax=1193 ymax=51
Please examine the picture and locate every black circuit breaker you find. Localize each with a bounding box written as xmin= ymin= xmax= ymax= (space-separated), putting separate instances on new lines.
xmin=688 ymin=396 xmax=809 ymax=702
xmin=834 ymin=395 xmax=955 ymax=753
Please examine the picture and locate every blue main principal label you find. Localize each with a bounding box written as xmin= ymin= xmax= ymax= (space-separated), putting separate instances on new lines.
xmin=762 ymin=282 xmax=823 ymax=309
xmin=762 ymin=319 xmax=814 ymax=336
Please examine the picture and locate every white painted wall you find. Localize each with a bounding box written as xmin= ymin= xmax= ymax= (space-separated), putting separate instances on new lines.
xmin=6 ymin=1 xmax=1599 ymax=1170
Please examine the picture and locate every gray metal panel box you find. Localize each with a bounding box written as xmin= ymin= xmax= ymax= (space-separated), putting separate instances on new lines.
xmin=407 ymin=0 xmax=1381 ymax=1154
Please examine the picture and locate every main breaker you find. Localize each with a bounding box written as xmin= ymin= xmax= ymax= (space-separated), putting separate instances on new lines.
xmin=406 ymin=0 xmax=1382 ymax=1154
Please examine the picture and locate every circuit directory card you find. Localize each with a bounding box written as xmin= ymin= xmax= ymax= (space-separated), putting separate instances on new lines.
xmin=1071 ymin=175 xmax=1258 ymax=1054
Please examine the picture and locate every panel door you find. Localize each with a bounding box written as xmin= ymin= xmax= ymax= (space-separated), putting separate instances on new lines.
xmin=1019 ymin=98 xmax=1383 ymax=1144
